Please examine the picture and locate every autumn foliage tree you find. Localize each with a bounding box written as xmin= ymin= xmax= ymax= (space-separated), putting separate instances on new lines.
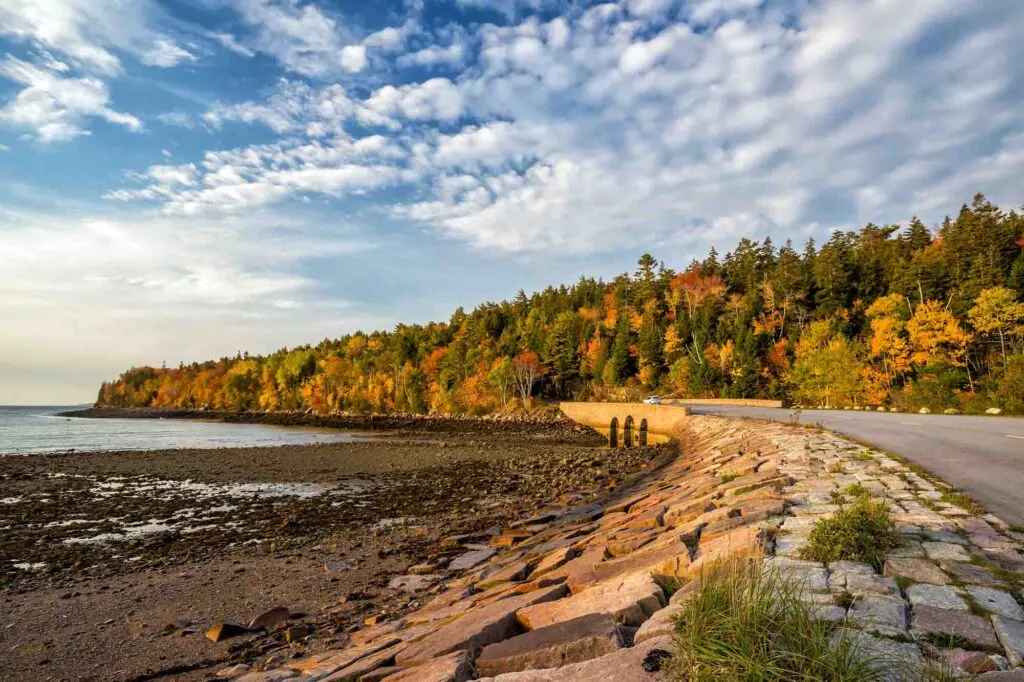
xmin=512 ymin=351 xmax=542 ymax=408
xmin=97 ymin=193 xmax=1024 ymax=415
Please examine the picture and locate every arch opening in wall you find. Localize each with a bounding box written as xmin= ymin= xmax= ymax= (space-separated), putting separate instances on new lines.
xmin=608 ymin=417 xmax=619 ymax=447
xmin=639 ymin=418 xmax=648 ymax=446
xmin=623 ymin=415 xmax=634 ymax=447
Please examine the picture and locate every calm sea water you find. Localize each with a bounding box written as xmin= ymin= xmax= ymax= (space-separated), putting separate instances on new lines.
xmin=0 ymin=405 xmax=368 ymax=455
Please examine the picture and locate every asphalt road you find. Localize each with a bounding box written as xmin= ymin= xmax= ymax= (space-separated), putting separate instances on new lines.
xmin=679 ymin=404 xmax=1024 ymax=527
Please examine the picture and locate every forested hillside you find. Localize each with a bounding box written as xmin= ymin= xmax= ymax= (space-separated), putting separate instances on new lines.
xmin=97 ymin=193 xmax=1024 ymax=414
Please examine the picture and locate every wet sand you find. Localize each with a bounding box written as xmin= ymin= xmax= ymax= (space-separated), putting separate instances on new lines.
xmin=0 ymin=423 xmax=671 ymax=681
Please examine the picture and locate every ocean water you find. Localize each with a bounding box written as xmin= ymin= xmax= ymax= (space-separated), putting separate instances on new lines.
xmin=0 ymin=405 xmax=368 ymax=455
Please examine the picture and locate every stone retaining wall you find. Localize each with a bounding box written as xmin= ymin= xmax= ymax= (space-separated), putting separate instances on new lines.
xmin=221 ymin=416 xmax=1024 ymax=682
xmin=557 ymin=402 xmax=691 ymax=442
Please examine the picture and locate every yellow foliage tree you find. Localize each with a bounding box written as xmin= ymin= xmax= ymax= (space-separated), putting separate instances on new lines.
xmin=907 ymin=300 xmax=971 ymax=367
xmin=968 ymin=286 xmax=1024 ymax=361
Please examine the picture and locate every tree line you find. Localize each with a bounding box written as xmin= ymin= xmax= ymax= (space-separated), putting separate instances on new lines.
xmin=97 ymin=193 xmax=1024 ymax=414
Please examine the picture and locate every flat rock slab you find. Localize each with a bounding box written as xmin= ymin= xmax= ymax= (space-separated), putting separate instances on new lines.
xmin=942 ymin=561 xmax=1006 ymax=587
xmin=763 ymin=557 xmax=828 ymax=593
xmin=476 ymin=561 xmax=531 ymax=591
xmin=905 ymin=584 xmax=968 ymax=611
xmin=382 ymin=650 xmax=475 ymax=682
xmin=236 ymin=671 xmax=298 ymax=682
xmin=395 ymin=584 xmax=568 ymax=667
xmin=321 ymin=644 xmax=402 ymax=681
xmin=389 ymin=574 xmax=439 ymax=591
xmin=835 ymin=629 xmax=924 ymax=682
xmin=911 ymin=605 xmax=1000 ymax=650
xmin=476 ymin=635 xmax=673 ymax=681
xmin=530 ymin=546 xmax=575 ymax=577
xmin=476 ymin=613 xmax=623 ymax=676
xmin=688 ymin=526 xmax=768 ymax=574
xmin=542 ymin=548 xmax=607 ymax=594
xmin=291 ymin=638 xmax=401 ymax=679
xmin=847 ymin=595 xmax=907 ymax=638
xmin=992 ymin=615 xmax=1024 ymax=666
xmin=591 ymin=535 xmax=691 ymax=582
xmin=634 ymin=602 xmax=684 ymax=644
xmin=883 ymin=557 xmax=949 ymax=585
xmin=942 ymin=648 xmax=997 ymax=674
xmin=845 ymin=572 xmax=898 ymax=596
xmin=976 ymin=672 xmax=1024 ymax=681
xmin=449 ymin=548 xmax=497 ymax=571
xmin=922 ymin=541 xmax=972 ymax=562
xmin=517 ymin=572 xmax=665 ymax=630
xmin=967 ymin=586 xmax=1024 ymax=622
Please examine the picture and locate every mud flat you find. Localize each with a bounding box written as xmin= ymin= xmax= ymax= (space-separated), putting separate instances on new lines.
xmin=0 ymin=420 xmax=672 ymax=681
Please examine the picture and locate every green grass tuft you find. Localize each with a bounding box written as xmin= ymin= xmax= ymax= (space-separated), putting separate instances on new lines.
xmin=667 ymin=560 xmax=882 ymax=682
xmin=921 ymin=632 xmax=971 ymax=650
xmin=665 ymin=560 xmax=950 ymax=681
xmin=718 ymin=473 xmax=743 ymax=484
xmin=939 ymin=490 xmax=984 ymax=515
xmin=800 ymin=497 xmax=902 ymax=569
xmin=842 ymin=483 xmax=870 ymax=499
xmin=893 ymin=575 xmax=913 ymax=591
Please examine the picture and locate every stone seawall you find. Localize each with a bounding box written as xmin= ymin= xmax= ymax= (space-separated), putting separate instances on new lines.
xmin=558 ymin=402 xmax=691 ymax=440
xmin=213 ymin=416 xmax=1024 ymax=682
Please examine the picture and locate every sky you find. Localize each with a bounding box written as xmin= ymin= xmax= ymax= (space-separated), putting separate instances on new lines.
xmin=2 ymin=0 xmax=1024 ymax=404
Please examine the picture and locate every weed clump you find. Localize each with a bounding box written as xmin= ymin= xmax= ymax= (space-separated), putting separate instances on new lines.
xmin=800 ymin=497 xmax=901 ymax=568
xmin=667 ymin=560 xmax=878 ymax=681
xmin=939 ymin=490 xmax=984 ymax=515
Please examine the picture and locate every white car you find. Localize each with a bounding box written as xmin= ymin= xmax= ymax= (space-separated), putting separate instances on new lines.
xmin=643 ymin=396 xmax=662 ymax=405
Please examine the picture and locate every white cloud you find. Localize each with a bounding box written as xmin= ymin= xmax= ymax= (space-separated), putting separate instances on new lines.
xmin=0 ymin=205 xmax=377 ymax=402
xmin=105 ymin=0 xmax=1024 ymax=256
xmin=398 ymin=42 xmax=466 ymax=68
xmin=209 ymin=31 xmax=257 ymax=58
xmin=364 ymin=78 xmax=464 ymax=122
xmin=157 ymin=111 xmax=194 ymax=128
xmin=228 ymin=0 xmax=354 ymax=77
xmin=0 ymin=56 xmax=142 ymax=142
xmin=0 ymin=0 xmax=192 ymax=75
xmin=340 ymin=44 xmax=367 ymax=73
xmin=142 ymin=38 xmax=196 ymax=68
xmin=363 ymin=25 xmax=410 ymax=52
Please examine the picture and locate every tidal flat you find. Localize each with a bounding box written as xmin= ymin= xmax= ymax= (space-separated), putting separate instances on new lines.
xmin=0 ymin=419 xmax=670 ymax=681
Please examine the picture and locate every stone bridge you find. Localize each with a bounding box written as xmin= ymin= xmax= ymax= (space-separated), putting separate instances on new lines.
xmin=558 ymin=402 xmax=691 ymax=447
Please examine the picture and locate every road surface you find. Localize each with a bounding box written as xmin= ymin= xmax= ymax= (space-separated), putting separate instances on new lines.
xmin=679 ymin=404 xmax=1024 ymax=527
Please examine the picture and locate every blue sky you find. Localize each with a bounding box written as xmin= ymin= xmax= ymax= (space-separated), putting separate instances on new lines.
xmin=2 ymin=0 xmax=1024 ymax=403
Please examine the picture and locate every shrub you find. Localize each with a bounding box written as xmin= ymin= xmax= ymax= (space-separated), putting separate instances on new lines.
xmin=905 ymin=361 xmax=968 ymax=412
xmin=992 ymin=355 xmax=1024 ymax=414
xmin=668 ymin=560 xmax=883 ymax=681
xmin=800 ymin=497 xmax=901 ymax=568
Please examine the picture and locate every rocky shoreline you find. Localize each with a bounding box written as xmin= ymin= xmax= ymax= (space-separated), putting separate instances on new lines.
xmin=210 ymin=415 xmax=1024 ymax=682
xmin=0 ymin=421 xmax=668 ymax=681
xmin=60 ymin=408 xmax=595 ymax=441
